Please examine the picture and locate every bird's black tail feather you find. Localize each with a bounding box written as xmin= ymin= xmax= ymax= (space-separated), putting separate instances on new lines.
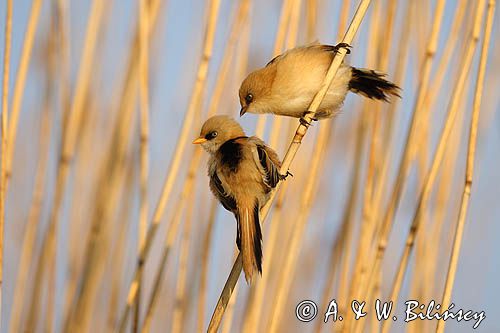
xmin=238 ymin=201 xmax=262 ymax=282
xmin=348 ymin=67 xmax=400 ymax=101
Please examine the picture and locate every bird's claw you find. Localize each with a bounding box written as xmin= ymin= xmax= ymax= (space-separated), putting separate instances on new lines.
xmin=300 ymin=117 xmax=312 ymax=127
xmin=279 ymin=170 xmax=292 ymax=181
xmin=300 ymin=111 xmax=318 ymax=127
xmin=333 ymin=42 xmax=351 ymax=54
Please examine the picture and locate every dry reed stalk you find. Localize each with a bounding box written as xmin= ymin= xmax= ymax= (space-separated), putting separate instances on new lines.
xmin=378 ymin=0 xmax=446 ymax=238
xmin=381 ymin=3 xmax=487 ymax=333
xmin=423 ymin=81 xmax=471 ymax=310
xmin=140 ymin=152 xmax=200 ymax=333
xmin=315 ymin=6 xmax=355 ymax=332
xmin=0 ymin=0 xmax=12 ymax=327
xmin=118 ymin=2 xmax=221 ymax=325
xmin=436 ymin=2 xmax=495 ymax=332
xmin=5 ymin=0 xmax=43 ymax=185
xmin=314 ymin=119 xmax=364 ymax=333
xmin=306 ymin=0 xmax=317 ymax=41
xmin=206 ymin=0 xmax=251 ymax=118
xmin=348 ymin=5 xmax=391 ymax=333
xmin=361 ymin=0 xmax=396 ymax=212
xmin=355 ymin=0 xmax=382 ymax=217
xmin=139 ymin=207 xmax=183 ymax=333
xmin=343 ymin=4 xmax=383 ymax=321
xmin=28 ymin=0 xmax=105 ymax=329
xmin=139 ymin=205 xmax=184 ymax=333
xmin=8 ymin=39 xmax=55 ymax=333
xmin=62 ymin=1 xmax=160 ymax=324
xmin=266 ymin=122 xmax=331 ymax=333
xmin=266 ymin=0 xmax=301 ymax=146
xmin=197 ymin=200 xmax=218 ymax=333
xmin=346 ymin=2 xmax=447 ymax=323
xmin=254 ymin=0 xmax=295 ymax=138
xmin=171 ymin=172 xmax=197 ymax=333
xmin=404 ymin=2 xmax=466 ymax=331
xmin=220 ymin=253 xmax=240 ymax=333
xmin=115 ymin=0 xmax=221 ymax=328
xmin=424 ymin=0 xmax=468 ymax=112
xmin=313 ymin=211 xmax=348 ymax=333
xmin=106 ymin=167 xmax=137 ymax=330
xmin=369 ymin=0 xmax=413 ymax=225
xmin=66 ymin=101 xmax=135 ymax=332
xmin=335 ymin=114 xmax=365 ymax=321
xmin=133 ymin=0 xmax=151 ymax=330
xmin=408 ymin=5 xmax=471 ymax=328
xmin=414 ymin=77 xmax=471 ymax=333
xmin=207 ymin=3 xmax=373 ymax=331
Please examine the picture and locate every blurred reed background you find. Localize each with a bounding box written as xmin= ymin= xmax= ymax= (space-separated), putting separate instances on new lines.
xmin=0 ymin=0 xmax=499 ymax=332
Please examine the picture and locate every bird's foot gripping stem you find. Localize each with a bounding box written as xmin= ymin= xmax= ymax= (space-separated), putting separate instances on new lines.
xmin=333 ymin=42 xmax=351 ymax=54
xmin=300 ymin=111 xmax=318 ymax=127
xmin=279 ymin=170 xmax=293 ymax=181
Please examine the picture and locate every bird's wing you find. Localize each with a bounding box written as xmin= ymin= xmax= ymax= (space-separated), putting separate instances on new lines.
xmin=248 ymin=137 xmax=285 ymax=189
xmin=209 ymin=170 xmax=237 ymax=212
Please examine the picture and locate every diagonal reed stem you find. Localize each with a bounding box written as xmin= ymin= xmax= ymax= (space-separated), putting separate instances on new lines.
xmin=380 ymin=2 xmax=487 ymax=333
xmin=343 ymin=4 xmax=448 ymax=331
xmin=133 ymin=0 xmax=151 ymax=330
xmin=207 ymin=1 xmax=373 ymax=331
xmin=5 ymin=0 xmax=43 ymax=185
xmin=436 ymin=1 xmax=495 ymax=332
xmin=0 ymin=0 xmax=13 ymax=329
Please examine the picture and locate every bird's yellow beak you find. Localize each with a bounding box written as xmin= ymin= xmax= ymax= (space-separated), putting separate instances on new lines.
xmin=192 ymin=137 xmax=207 ymax=144
xmin=240 ymin=107 xmax=247 ymax=117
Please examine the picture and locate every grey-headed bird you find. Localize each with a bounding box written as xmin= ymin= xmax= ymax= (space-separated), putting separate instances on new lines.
xmin=193 ymin=115 xmax=286 ymax=282
xmin=239 ymin=43 xmax=400 ymax=121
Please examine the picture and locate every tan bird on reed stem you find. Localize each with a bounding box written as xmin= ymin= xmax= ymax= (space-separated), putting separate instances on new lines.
xmin=193 ymin=115 xmax=287 ymax=282
xmin=239 ymin=43 xmax=400 ymax=123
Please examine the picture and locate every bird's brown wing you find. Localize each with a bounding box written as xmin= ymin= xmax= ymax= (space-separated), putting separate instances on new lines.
xmin=248 ymin=137 xmax=285 ymax=189
xmin=209 ymin=171 xmax=237 ymax=212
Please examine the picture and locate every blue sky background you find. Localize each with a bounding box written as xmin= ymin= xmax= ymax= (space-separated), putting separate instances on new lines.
xmin=0 ymin=0 xmax=499 ymax=332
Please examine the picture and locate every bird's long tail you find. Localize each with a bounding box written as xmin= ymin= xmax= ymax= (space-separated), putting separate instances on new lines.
xmin=237 ymin=200 xmax=262 ymax=283
xmin=348 ymin=67 xmax=400 ymax=101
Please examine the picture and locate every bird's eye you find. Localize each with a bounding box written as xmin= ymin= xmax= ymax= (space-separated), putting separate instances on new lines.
xmin=205 ymin=131 xmax=218 ymax=140
xmin=245 ymin=93 xmax=253 ymax=104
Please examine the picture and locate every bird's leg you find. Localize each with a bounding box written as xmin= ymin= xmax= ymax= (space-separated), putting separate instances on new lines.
xmin=333 ymin=42 xmax=352 ymax=55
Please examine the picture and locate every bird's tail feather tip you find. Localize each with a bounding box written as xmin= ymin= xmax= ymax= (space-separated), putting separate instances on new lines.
xmin=348 ymin=67 xmax=401 ymax=101
xmin=239 ymin=202 xmax=263 ymax=284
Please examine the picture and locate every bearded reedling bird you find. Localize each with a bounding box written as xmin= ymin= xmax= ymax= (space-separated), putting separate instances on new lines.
xmin=193 ymin=115 xmax=287 ymax=281
xmin=239 ymin=43 xmax=400 ymax=122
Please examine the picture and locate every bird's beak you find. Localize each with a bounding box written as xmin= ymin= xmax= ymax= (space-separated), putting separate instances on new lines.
xmin=192 ymin=137 xmax=207 ymax=144
xmin=240 ymin=106 xmax=247 ymax=117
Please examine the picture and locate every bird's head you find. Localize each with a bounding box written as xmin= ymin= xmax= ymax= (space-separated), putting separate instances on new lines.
xmin=192 ymin=115 xmax=246 ymax=154
xmin=239 ymin=67 xmax=275 ymax=116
